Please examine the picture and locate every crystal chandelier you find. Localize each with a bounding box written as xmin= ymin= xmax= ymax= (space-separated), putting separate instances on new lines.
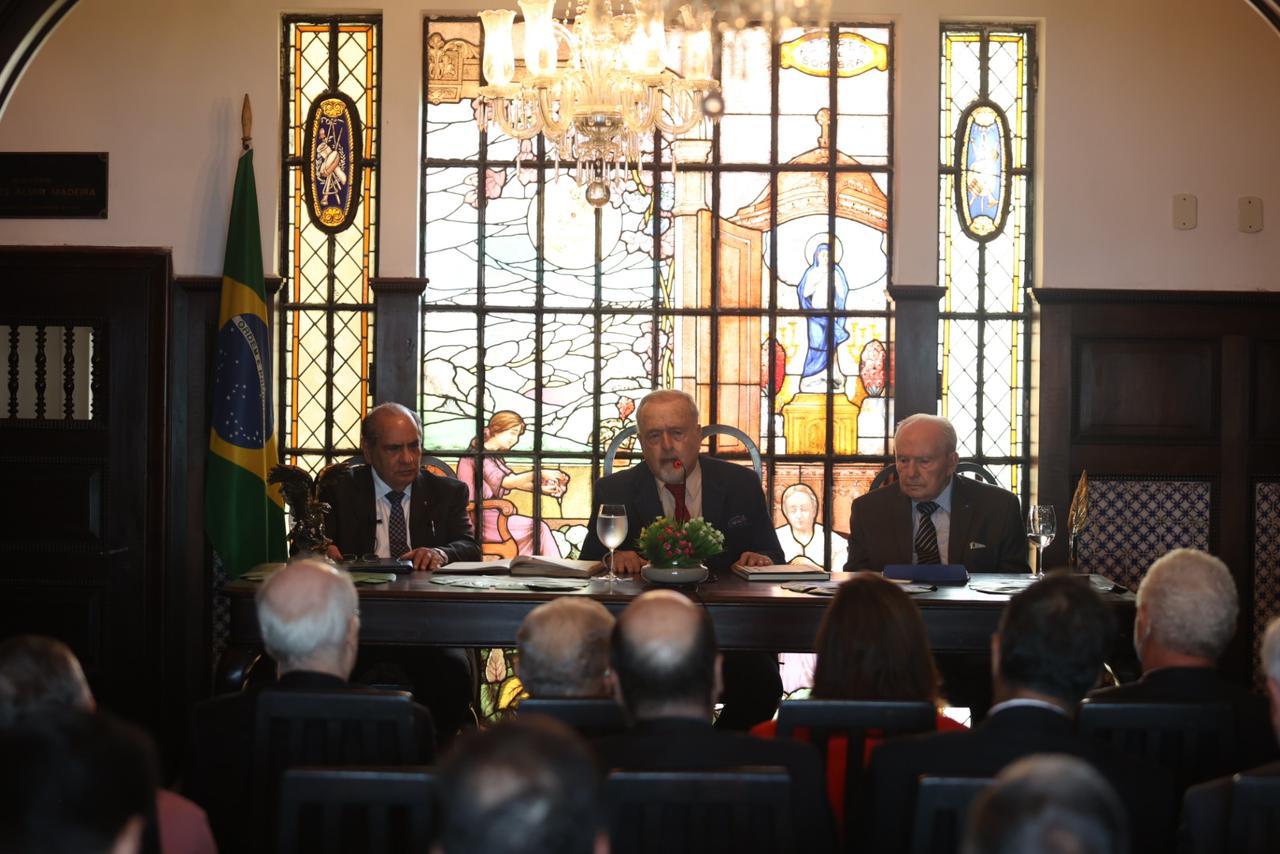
xmin=477 ymin=0 xmax=720 ymax=207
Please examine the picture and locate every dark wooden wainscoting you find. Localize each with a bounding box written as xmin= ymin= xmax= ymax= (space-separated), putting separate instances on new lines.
xmin=1035 ymin=288 xmax=1280 ymax=681
xmin=0 ymin=247 xmax=169 ymax=730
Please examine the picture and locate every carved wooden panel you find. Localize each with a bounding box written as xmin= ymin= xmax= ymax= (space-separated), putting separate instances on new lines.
xmin=1074 ymin=338 xmax=1217 ymax=441
xmin=1253 ymin=340 xmax=1280 ymax=440
xmin=0 ymin=457 xmax=103 ymax=547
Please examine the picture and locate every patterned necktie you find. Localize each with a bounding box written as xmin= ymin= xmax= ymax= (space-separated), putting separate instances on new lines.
xmin=665 ymin=483 xmax=691 ymax=523
xmin=386 ymin=490 xmax=409 ymax=557
xmin=914 ymin=501 xmax=942 ymax=565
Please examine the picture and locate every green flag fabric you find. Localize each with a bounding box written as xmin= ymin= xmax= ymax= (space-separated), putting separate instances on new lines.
xmin=204 ymin=148 xmax=286 ymax=577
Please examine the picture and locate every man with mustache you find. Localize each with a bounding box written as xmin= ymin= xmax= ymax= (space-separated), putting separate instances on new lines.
xmin=581 ymin=389 xmax=784 ymax=730
xmin=845 ymin=413 xmax=1029 ymax=574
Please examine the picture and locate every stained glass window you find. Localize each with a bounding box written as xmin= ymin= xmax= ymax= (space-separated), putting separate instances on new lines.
xmin=423 ymin=19 xmax=894 ymax=582
xmin=939 ymin=25 xmax=1035 ymax=498
xmin=279 ymin=16 xmax=380 ymax=474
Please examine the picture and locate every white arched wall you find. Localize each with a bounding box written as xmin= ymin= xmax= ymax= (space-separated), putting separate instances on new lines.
xmin=0 ymin=0 xmax=1277 ymax=290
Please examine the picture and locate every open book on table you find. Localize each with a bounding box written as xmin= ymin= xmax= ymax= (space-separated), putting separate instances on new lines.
xmin=436 ymin=556 xmax=604 ymax=579
xmin=731 ymin=563 xmax=831 ymax=582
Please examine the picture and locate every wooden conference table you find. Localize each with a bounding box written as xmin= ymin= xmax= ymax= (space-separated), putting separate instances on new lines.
xmin=222 ymin=571 xmax=1135 ymax=657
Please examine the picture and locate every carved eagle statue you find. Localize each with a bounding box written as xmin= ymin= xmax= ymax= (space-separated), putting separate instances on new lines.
xmin=268 ymin=461 xmax=350 ymax=556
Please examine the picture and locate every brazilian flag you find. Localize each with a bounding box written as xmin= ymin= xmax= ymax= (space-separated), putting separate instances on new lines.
xmin=204 ymin=148 xmax=286 ymax=577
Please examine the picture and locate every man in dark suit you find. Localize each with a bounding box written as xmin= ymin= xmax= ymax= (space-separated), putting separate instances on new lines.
xmin=845 ymin=413 xmax=1029 ymax=574
xmin=1089 ymin=548 xmax=1277 ymax=768
xmin=1179 ymin=615 xmax=1280 ymax=853
xmin=184 ymin=559 xmax=436 ymax=853
xmin=864 ymin=573 xmax=1178 ymax=854
xmin=318 ymin=402 xmax=479 ymax=742
xmin=581 ymin=389 xmax=786 ymax=729
xmin=321 ymin=402 xmax=481 ymax=570
xmin=595 ymin=590 xmax=835 ymax=853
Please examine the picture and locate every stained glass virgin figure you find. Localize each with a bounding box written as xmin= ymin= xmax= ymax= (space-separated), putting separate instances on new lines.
xmin=797 ymin=240 xmax=851 ymax=392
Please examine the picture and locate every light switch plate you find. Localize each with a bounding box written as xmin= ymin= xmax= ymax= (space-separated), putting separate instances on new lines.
xmin=1239 ymin=196 xmax=1263 ymax=233
xmin=1173 ymin=193 xmax=1197 ymax=230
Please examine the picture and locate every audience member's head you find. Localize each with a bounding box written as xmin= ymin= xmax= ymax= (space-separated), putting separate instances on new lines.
xmin=435 ymin=716 xmax=604 ymax=854
xmin=1262 ymin=616 xmax=1280 ymax=739
xmin=256 ymin=558 xmax=360 ymax=678
xmin=611 ymin=589 xmax=719 ymax=720
xmin=812 ymin=572 xmax=943 ymax=704
xmin=517 ymin=597 xmax=616 ymax=698
xmin=0 ymin=709 xmax=158 ymax=854
xmin=994 ymin=572 xmax=1113 ymax=709
xmin=0 ymin=634 xmax=94 ymax=719
xmin=964 ymin=754 xmax=1129 ymax=854
xmin=1133 ymin=548 xmax=1237 ymax=669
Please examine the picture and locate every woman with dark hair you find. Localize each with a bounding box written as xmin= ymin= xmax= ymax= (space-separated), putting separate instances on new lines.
xmin=751 ymin=572 xmax=966 ymax=826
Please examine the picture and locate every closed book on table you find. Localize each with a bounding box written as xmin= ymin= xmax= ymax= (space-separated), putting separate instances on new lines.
xmin=436 ymin=557 xmax=604 ymax=578
xmin=732 ymin=563 xmax=831 ymax=582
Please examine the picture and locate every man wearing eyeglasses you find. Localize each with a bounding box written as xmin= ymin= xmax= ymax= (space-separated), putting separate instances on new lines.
xmin=581 ymin=389 xmax=785 ymax=730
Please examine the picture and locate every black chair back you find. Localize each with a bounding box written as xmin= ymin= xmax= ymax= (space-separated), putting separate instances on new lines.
xmin=1228 ymin=774 xmax=1280 ymax=854
xmin=519 ymin=697 xmax=628 ymax=738
xmin=909 ymin=776 xmax=992 ymax=854
xmin=869 ymin=461 xmax=999 ymax=491
xmin=251 ymin=690 xmax=420 ymax=854
xmin=775 ymin=699 xmax=937 ymax=826
xmin=606 ymin=767 xmax=793 ymax=854
xmin=276 ymin=766 xmax=436 ymax=854
xmin=1076 ymin=700 xmax=1236 ymax=791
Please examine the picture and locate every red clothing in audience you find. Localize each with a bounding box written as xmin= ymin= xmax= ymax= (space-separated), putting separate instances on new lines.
xmin=156 ymin=789 xmax=218 ymax=854
xmin=751 ymin=712 xmax=966 ymax=825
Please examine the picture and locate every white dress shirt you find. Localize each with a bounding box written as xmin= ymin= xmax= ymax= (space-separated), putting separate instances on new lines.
xmin=654 ymin=462 xmax=704 ymax=519
xmin=370 ymin=468 xmax=413 ymax=559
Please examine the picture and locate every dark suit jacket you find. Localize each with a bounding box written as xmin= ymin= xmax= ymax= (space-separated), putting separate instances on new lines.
xmin=1179 ymin=760 xmax=1280 ymax=854
xmin=319 ymin=464 xmax=480 ymax=562
xmin=579 ymin=456 xmax=784 ymax=572
xmin=864 ymin=705 xmax=1178 ymax=854
xmin=183 ymin=671 xmax=436 ymax=853
xmin=595 ymin=717 xmax=836 ymax=852
xmin=844 ymin=476 xmax=1029 ymax=573
xmin=1088 ymin=666 xmax=1279 ymax=771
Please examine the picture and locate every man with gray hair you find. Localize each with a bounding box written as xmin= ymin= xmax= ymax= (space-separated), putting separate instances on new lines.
xmin=184 ymin=559 xmax=436 ymax=851
xmin=1089 ymin=548 xmax=1276 ymax=766
xmin=516 ymin=597 xmax=615 ymax=698
xmin=845 ymin=413 xmax=1028 ymax=573
xmin=965 ymin=754 xmax=1129 ymax=854
xmin=580 ymin=389 xmax=786 ymax=730
xmin=1180 ymin=615 xmax=1280 ymax=852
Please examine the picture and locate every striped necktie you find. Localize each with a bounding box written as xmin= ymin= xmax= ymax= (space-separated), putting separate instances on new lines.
xmin=386 ymin=490 xmax=409 ymax=557
xmin=914 ymin=501 xmax=942 ymax=565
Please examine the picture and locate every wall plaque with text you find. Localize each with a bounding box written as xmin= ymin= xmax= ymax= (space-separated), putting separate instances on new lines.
xmin=0 ymin=153 xmax=108 ymax=218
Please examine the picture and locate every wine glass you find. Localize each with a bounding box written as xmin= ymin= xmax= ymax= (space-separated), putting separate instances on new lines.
xmin=597 ymin=504 xmax=628 ymax=583
xmin=1026 ymin=504 xmax=1057 ymax=579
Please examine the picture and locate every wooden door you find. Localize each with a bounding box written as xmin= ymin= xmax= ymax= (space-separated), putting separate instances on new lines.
xmin=0 ymin=247 xmax=169 ymax=728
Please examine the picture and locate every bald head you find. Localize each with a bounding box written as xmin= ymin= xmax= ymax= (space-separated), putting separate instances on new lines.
xmin=256 ymin=559 xmax=360 ymax=678
xmin=611 ymin=590 xmax=719 ymax=719
xmin=517 ymin=598 xmax=616 ymax=698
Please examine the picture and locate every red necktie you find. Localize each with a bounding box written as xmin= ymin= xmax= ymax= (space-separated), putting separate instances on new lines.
xmin=665 ymin=483 xmax=690 ymax=523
